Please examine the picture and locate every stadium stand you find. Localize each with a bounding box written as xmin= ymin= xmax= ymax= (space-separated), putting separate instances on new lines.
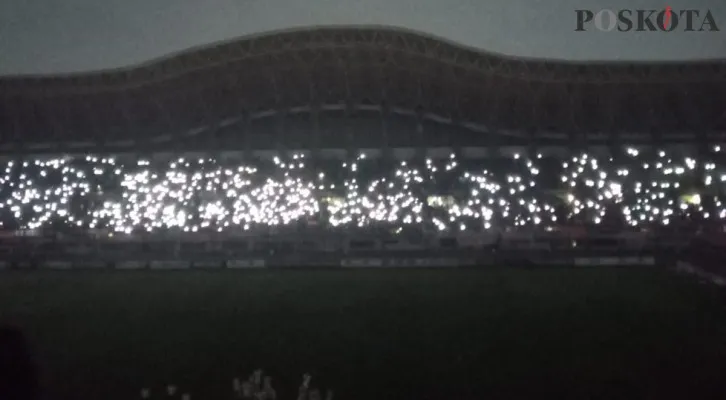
xmin=1 ymin=27 xmax=725 ymax=154
xmin=0 ymin=148 xmax=721 ymax=231
xmin=2 ymin=26 xmax=726 ymax=400
xmin=1 ymin=29 xmax=724 ymax=260
xmin=0 ymin=147 xmax=724 ymax=269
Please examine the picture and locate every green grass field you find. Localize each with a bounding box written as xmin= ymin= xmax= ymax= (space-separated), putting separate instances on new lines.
xmin=1 ymin=267 xmax=726 ymax=400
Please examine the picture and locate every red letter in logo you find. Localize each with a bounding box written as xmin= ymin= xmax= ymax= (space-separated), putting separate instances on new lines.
xmin=663 ymin=6 xmax=672 ymax=30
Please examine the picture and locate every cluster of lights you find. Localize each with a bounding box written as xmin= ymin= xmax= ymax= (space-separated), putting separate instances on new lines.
xmin=559 ymin=149 xmax=717 ymax=227
xmin=0 ymin=147 xmax=724 ymax=233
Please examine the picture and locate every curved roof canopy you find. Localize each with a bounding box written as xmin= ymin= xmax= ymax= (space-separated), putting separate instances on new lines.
xmin=1 ymin=0 xmax=725 ymax=75
xmin=1 ymin=27 xmax=725 ymax=154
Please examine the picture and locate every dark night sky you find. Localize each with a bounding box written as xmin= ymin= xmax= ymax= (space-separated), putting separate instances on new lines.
xmin=1 ymin=0 xmax=725 ymax=75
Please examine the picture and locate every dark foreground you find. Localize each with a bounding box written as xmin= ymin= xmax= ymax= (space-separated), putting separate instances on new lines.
xmin=1 ymin=267 xmax=725 ymax=400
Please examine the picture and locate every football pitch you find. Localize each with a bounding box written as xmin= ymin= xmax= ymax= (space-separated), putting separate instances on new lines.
xmin=1 ymin=267 xmax=726 ymax=400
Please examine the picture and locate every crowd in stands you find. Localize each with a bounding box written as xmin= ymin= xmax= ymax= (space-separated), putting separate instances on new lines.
xmin=0 ymin=147 xmax=724 ymax=235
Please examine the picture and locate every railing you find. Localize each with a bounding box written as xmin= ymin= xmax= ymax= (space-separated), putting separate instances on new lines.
xmin=0 ymin=229 xmax=691 ymax=270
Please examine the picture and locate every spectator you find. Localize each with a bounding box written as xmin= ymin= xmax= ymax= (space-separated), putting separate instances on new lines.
xmin=0 ymin=326 xmax=39 ymax=400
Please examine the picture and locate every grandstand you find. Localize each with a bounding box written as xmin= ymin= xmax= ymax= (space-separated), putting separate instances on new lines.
xmin=2 ymin=147 xmax=726 ymax=268
xmin=1 ymin=27 xmax=726 ymax=266
xmin=2 ymin=27 xmax=726 ymax=153
xmin=1 ymin=24 xmax=726 ymax=400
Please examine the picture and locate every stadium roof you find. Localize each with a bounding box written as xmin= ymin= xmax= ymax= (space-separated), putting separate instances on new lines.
xmin=1 ymin=0 xmax=725 ymax=154
xmin=1 ymin=0 xmax=725 ymax=75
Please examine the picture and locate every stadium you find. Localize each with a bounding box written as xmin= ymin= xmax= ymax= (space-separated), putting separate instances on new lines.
xmin=2 ymin=2 xmax=726 ymax=399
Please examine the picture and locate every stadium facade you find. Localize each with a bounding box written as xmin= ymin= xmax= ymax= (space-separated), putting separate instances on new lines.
xmin=1 ymin=27 xmax=725 ymax=156
xmin=1 ymin=27 xmax=726 ymax=269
